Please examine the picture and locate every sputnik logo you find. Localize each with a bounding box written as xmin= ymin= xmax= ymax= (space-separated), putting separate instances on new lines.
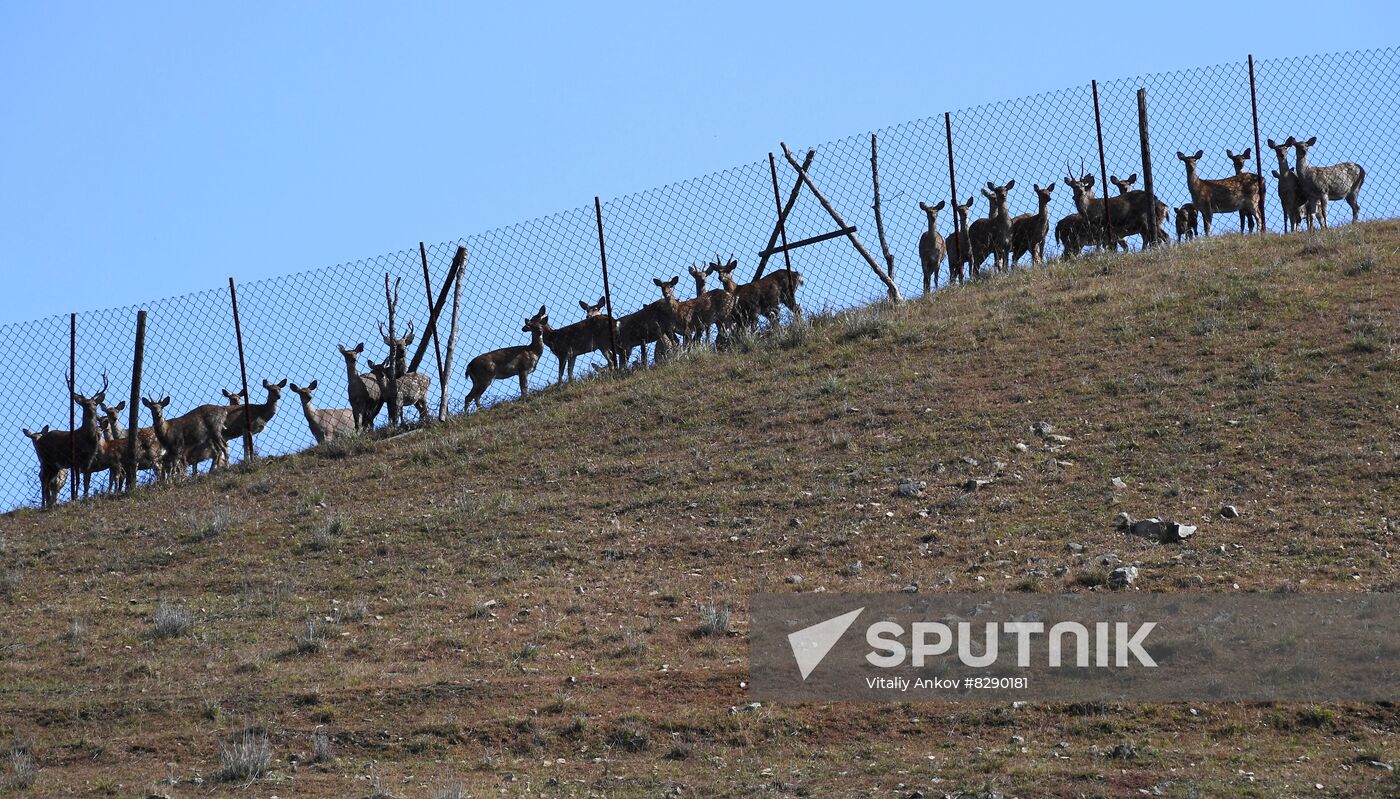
xmin=787 ymin=607 xmax=864 ymax=679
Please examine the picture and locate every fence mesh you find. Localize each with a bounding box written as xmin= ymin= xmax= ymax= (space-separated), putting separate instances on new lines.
xmin=3 ymin=46 xmax=1397 ymax=511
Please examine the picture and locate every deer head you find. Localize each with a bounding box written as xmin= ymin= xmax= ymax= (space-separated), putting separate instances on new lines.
xmin=1288 ymin=135 xmax=1318 ymax=166
xmin=221 ymin=388 xmax=245 ymax=405
xmin=289 ymin=380 xmax=319 ymax=403
xmin=1225 ymin=148 xmax=1252 ymax=175
xmin=653 ymin=276 xmax=680 ymax=303
xmin=1109 ymin=174 xmax=1137 ymax=195
xmin=523 ymin=306 xmax=549 ymax=334
xmin=1033 ymin=183 xmax=1056 ymax=206
xmin=22 ymin=425 xmax=51 ymax=443
xmin=980 ymin=180 xmax=1015 ymax=217
xmin=919 ymin=200 xmax=946 ymax=228
xmin=579 ymin=296 xmax=607 ymax=317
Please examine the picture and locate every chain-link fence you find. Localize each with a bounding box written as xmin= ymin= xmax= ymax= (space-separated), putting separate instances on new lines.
xmin=3 ymin=46 xmax=1396 ymax=511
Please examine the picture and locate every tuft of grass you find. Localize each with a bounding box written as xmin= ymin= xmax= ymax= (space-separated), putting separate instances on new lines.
xmin=431 ymin=782 xmax=466 ymax=799
xmin=215 ymin=728 xmax=270 ymax=783
xmin=152 ymin=603 xmax=193 ymax=639
xmin=1347 ymin=312 xmax=1388 ymax=353
xmin=695 ymin=602 xmax=731 ymax=637
xmin=332 ymin=597 xmax=367 ymax=624
xmin=185 ymin=507 xmax=234 ymax=543
xmin=606 ymin=717 xmax=651 ymax=753
xmin=307 ymin=515 xmax=344 ymax=552
xmin=309 ymin=728 xmax=333 ymax=764
xmin=292 ymin=618 xmax=324 ymax=654
xmin=6 ymin=743 xmax=35 ymax=790
xmin=316 ymin=432 xmax=373 ymax=460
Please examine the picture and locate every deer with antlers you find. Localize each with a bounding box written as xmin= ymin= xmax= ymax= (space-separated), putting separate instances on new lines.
xmin=22 ymin=373 xmax=108 ymax=506
xmin=1224 ymin=148 xmax=1267 ymax=234
xmin=1010 ymin=182 xmax=1055 ymax=267
xmin=1288 ymin=136 xmax=1365 ymax=229
xmin=1176 ymin=149 xmax=1261 ymax=237
xmin=288 ymin=381 xmax=355 ymax=444
xmin=141 ymin=396 xmax=230 ymax=479
xmin=541 ymin=296 xmax=617 ymax=381
xmin=462 ymin=306 xmax=549 ymax=410
xmin=917 ymin=201 xmax=947 ymax=294
xmin=337 ymin=343 xmax=383 ymax=432
xmin=378 ymin=319 xmax=432 ymax=425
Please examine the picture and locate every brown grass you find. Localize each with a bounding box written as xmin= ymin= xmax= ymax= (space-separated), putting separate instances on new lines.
xmin=1 ymin=224 xmax=1398 ymax=796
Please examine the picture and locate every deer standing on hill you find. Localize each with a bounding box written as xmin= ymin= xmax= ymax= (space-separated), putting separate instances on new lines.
xmin=541 ymin=296 xmax=617 ymax=381
xmin=1010 ymin=183 xmax=1054 ymax=266
xmin=969 ymin=180 xmax=1015 ymax=272
xmin=222 ymin=378 xmax=286 ymax=443
xmin=1174 ymin=204 xmax=1199 ymax=242
xmin=1225 ymin=148 xmax=1266 ymax=233
xmin=288 ymin=381 xmax=355 ymax=444
xmin=1266 ymin=138 xmax=1310 ymax=232
xmin=380 ymin=320 xmax=433 ymax=425
xmin=1288 ymin=136 xmax=1365 ymax=229
xmin=1064 ymin=163 xmax=1167 ymax=251
xmin=337 ymin=343 xmax=383 ymax=432
xmin=704 ymin=258 xmax=742 ymax=343
xmin=614 ymin=277 xmax=683 ymax=365
xmin=463 ymin=306 xmax=549 ymax=410
xmin=23 ymin=374 xmax=108 ymax=506
xmin=21 ymin=426 xmax=67 ymax=507
xmin=1176 ymin=149 xmax=1261 ymax=237
xmin=734 ymin=267 xmax=803 ymax=331
xmin=945 ymin=196 xmax=976 ymax=282
xmin=675 ymin=267 xmax=717 ymax=347
xmin=917 ymin=201 xmax=946 ymax=294
xmin=98 ymin=402 xmax=162 ymax=493
xmin=141 ymin=396 xmax=229 ymax=479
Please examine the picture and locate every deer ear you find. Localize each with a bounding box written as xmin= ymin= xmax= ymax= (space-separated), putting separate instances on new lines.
xmin=1127 ymin=173 xmax=1137 ymax=183
xmin=985 ymin=181 xmax=995 ymax=191
xmin=354 ymin=342 xmax=364 ymax=353
xmin=653 ymin=278 xmax=663 ymax=287
xmin=308 ymin=379 xmax=318 ymax=391
xmin=277 ymin=379 xmax=287 ymax=388
xmin=579 ymin=300 xmax=590 ymax=311
xmin=1005 ymin=179 xmax=1015 ymax=190
xmin=1271 ymin=169 xmax=1280 ymax=178
xmin=981 ymin=188 xmax=993 ymax=199
xmin=1193 ymin=149 xmax=1203 ymax=159
xmin=1241 ymin=149 xmax=1250 ymax=159
xmin=933 ymin=200 xmax=945 ymax=210
xmin=160 ymin=397 xmax=171 ymax=408
xmin=1176 ymin=151 xmax=1186 ymax=160
xmin=1305 ymin=136 xmax=1316 ymax=146
xmin=114 ymin=400 xmax=126 ymax=412
xmin=1267 ymin=138 xmax=1276 ymax=148
xmin=919 ymin=201 xmax=930 ymax=211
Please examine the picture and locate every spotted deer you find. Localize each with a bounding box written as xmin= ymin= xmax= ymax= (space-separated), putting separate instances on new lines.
xmin=675 ymin=266 xmax=717 ymax=346
xmin=141 ymin=395 xmax=229 ymax=479
xmin=917 ymin=201 xmax=946 ymax=294
xmin=541 ymin=296 xmax=617 ymax=381
xmin=614 ymin=277 xmax=683 ymax=365
xmin=1288 ymin=136 xmax=1364 ymax=229
xmin=1010 ymin=182 xmax=1054 ymax=266
xmin=1265 ymin=138 xmax=1309 ymax=232
xmin=1176 ymin=149 xmax=1261 ymax=236
xmin=970 ymin=180 xmax=1015 ymax=272
xmin=1225 ymin=148 xmax=1266 ymax=233
xmin=337 ymin=343 xmax=383 ymax=432
xmin=1174 ymin=204 xmax=1199 ymax=242
xmin=734 ymin=267 xmax=803 ymax=331
xmin=703 ymin=258 xmax=742 ymax=342
xmin=946 ymin=196 xmax=976 ymax=282
xmin=21 ymin=426 xmax=67 ymax=507
xmin=463 ymin=306 xmax=549 ymax=410
xmin=380 ymin=320 xmax=433 ymax=425
xmin=288 ymin=381 xmax=355 ymax=444
xmin=1064 ymin=163 xmax=1167 ymax=250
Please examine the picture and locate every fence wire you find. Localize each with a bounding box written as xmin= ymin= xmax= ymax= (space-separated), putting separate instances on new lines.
xmin=2 ymin=46 xmax=1397 ymax=511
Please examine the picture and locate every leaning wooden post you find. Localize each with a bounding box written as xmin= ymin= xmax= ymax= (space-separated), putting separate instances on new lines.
xmin=945 ymin=112 xmax=967 ymax=284
xmin=1091 ymin=79 xmax=1115 ymax=248
xmin=767 ymin=152 xmax=797 ymax=316
xmin=780 ymin=143 xmax=902 ymax=302
xmin=870 ymin=133 xmax=896 ymax=280
xmin=439 ymin=257 xmax=466 ymax=421
xmin=1136 ymin=88 xmax=1157 ymax=248
xmin=406 ymin=246 xmax=465 ymax=376
xmin=418 ymin=242 xmax=446 ymax=391
xmin=68 ymin=313 xmax=77 ymax=502
xmin=594 ymin=197 xmax=621 ymax=370
xmin=125 ymin=310 xmax=146 ymax=492
xmin=1247 ymin=54 xmax=1267 ymax=233
xmin=228 ymin=278 xmax=255 ymax=461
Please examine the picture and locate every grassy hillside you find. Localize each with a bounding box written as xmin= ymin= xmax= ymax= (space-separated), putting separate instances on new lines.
xmin=1 ymin=223 xmax=1398 ymax=797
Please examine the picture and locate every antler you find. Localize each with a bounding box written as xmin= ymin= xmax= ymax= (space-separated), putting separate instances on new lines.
xmin=404 ymin=319 xmax=415 ymax=339
xmin=378 ymin=321 xmax=388 ymax=340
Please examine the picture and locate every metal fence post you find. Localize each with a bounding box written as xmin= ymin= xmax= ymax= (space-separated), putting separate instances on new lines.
xmin=944 ymin=112 xmax=966 ymax=284
xmin=1137 ymin=88 xmax=1157 ymax=248
xmin=1248 ymin=54 xmax=1267 ymax=233
xmin=1092 ymin=79 xmax=1116 ymax=248
xmin=125 ymin=310 xmax=146 ymax=492
xmin=594 ymin=196 xmax=620 ymax=370
xmin=228 ymin=277 xmax=255 ymax=461
xmin=68 ymin=312 xmax=77 ymax=502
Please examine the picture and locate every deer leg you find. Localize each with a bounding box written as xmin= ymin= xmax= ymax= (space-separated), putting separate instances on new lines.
xmin=518 ymin=373 xmax=529 ymax=400
xmin=1347 ymin=193 xmax=1360 ymax=223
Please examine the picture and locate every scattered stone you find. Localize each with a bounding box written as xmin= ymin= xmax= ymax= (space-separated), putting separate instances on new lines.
xmin=1065 ymin=542 xmax=1085 ymax=554
xmin=729 ymin=702 xmax=762 ymax=715
xmin=1111 ymin=477 xmax=1128 ymax=490
xmin=844 ymin=560 xmax=863 ymax=576
xmin=1053 ymin=565 xmax=1069 ymax=576
xmin=895 ymin=479 xmax=927 ymax=499
xmin=1362 ymin=759 xmax=1394 ymax=772
xmin=1113 ymin=512 xmax=1133 ymax=530
xmin=1220 ymin=504 xmax=1240 ymax=519
xmin=1108 ymin=566 xmax=1139 ymax=589
xmin=963 ymin=478 xmax=994 ymax=492
xmin=789 ymin=517 xmax=802 ymax=528
xmin=1030 ymin=421 xmax=1056 ymax=437
xmin=1108 ymin=742 xmax=1138 ymax=760
xmin=786 ymin=575 xmax=803 ymax=586
xmin=1014 ymin=441 xmax=1029 ymax=452
xmin=1161 ymin=522 xmax=1197 ymax=543
xmin=1010 ymin=735 xmax=1025 ymax=745
xmin=1130 ymin=518 xmax=1167 ymax=540
xmin=962 ymin=456 xmax=980 ymax=466
xmin=1046 ymin=433 xmax=1074 ymax=444
xmin=1100 ymin=552 xmax=1120 ymax=566
xmin=901 ymin=583 xmax=919 ymax=594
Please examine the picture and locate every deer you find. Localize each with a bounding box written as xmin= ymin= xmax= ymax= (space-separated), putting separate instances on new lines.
xmin=1265 ymin=138 xmax=1310 ymax=233
xmin=1010 ymin=182 xmax=1055 ymax=266
xmin=337 ymin=343 xmax=384 ymax=432
xmin=379 ymin=320 xmax=433 ymax=426
xmin=1064 ymin=162 xmax=1168 ymax=250
xmin=614 ymin=277 xmax=683 ymax=365
xmin=221 ymin=388 xmax=244 ymax=406
xmin=539 ymin=296 xmax=617 ymax=381
xmin=463 ymin=306 xmax=549 ymax=410
xmin=1176 ymin=149 xmax=1261 ymax=237
xmin=1109 ymin=173 xmax=1137 ymax=195
xmin=288 ymin=381 xmax=355 ymax=444
xmin=222 ymin=378 xmax=286 ymax=442
xmin=917 ymin=201 xmax=947 ymax=294
xmin=1053 ymin=210 xmax=1094 ymax=259
xmin=98 ymin=402 xmax=162 ymax=494
xmin=1174 ymin=204 xmax=1199 ymax=243
xmin=733 ymin=267 xmax=803 ymax=332
xmin=970 ymin=180 xmax=1015 ymax=273
xmin=21 ymin=426 xmax=67 ymax=508
xmin=141 ymin=396 xmax=230 ymax=479
xmin=945 ymin=196 xmax=976 ymax=282
xmin=703 ymin=257 xmax=742 ymax=344
xmin=1288 ymin=136 xmax=1364 ymax=229
xmin=22 ymin=373 xmax=109 ymax=506
xmin=675 ymin=266 xmax=717 ymax=347
xmin=1225 ymin=148 xmax=1266 ymax=233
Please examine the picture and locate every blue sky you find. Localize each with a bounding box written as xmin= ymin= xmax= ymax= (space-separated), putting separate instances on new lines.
xmin=0 ymin=1 xmax=1391 ymax=324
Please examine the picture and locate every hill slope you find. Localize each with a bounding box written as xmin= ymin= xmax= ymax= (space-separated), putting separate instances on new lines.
xmin=2 ymin=223 xmax=1398 ymax=797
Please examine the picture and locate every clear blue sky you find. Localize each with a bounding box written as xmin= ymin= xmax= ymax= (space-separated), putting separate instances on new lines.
xmin=1 ymin=1 xmax=1390 ymax=324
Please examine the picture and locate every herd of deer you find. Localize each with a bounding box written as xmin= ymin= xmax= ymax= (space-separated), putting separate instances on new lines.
xmin=19 ymin=257 xmax=804 ymax=507
xmin=916 ymin=135 xmax=1366 ymax=292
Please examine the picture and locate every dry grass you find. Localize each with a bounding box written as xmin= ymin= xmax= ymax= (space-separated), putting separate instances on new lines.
xmin=0 ymin=224 xmax=1397 ymax=796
